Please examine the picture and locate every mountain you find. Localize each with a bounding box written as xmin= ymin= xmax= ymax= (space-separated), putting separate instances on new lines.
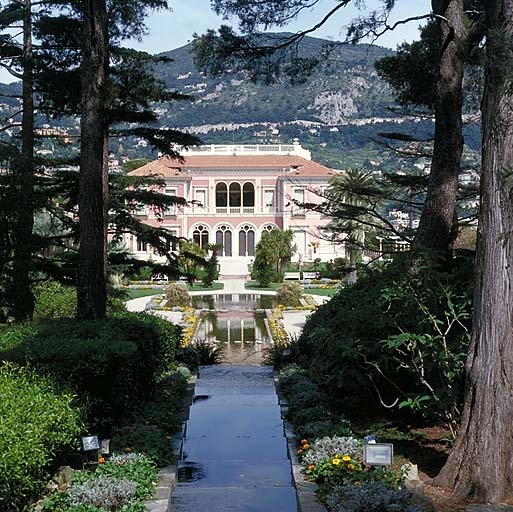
xmin=0 ymin=34 xmax=480 ymax=170
xmin=150 ymin=35 xmax=478 ymax=171
xmin=154 ymin=35 xmax=396 ymax=128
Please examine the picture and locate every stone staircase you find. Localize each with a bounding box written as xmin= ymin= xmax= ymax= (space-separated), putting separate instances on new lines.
xmin=218 ymin=258 xmax=251 ymax=280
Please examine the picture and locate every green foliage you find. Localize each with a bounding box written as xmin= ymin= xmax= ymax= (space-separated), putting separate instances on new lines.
xmin=375 ymin=22 xmax=439 ymax=111
xmin=34 ymin=281 xmax=76 ymax=319
xmin=0 ymin=363 xmax=83 ymax=512
xmin=88 ymin=454 xmax=157 ymax=500
xmin=297 ymin=253 xmax=473 ymax=433
xmin=111 ymin=424 xmax=174 ymax=468
xmin=324 ymin=481 xmax=435 ymax=512
xmin=41 ymin=453 xmax=157 ymax=512
xmin=252 ymin=229 xmax=295 ymax=286
xmin=306 ymin=456 xmax=401 ymax=491
xmin=164 ymin=283 xmax=190 ymax=307
xmin=278 ymin=364 xmax=352 ymax=440
xmin=122 ymin=159 xmax=150 ymax=173
xmin=176 ymin=340 xmax=225 ymax=370
xmin=0 ymin=312 xmax=180 ymax=431
xmin=178 ymin=239 xmax=206 ymax=278
xmin=275 ymin=282 xmax=304 ymax=307
xmin=110 ymin=367 xmax=189 ymax=466
xmin=130 ymin=266 xmax=153 ymax=281
xmin=250 ymin=252 xmax=275 ymax=287
xmin=33 ymin=282 xmax=126 ymax=320
xmin=201 ymin=245 xmax=220 ymax=288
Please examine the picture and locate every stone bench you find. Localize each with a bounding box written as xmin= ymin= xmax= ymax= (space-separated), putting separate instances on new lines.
xmin=302 ymin=272 xmax=317 ymax=280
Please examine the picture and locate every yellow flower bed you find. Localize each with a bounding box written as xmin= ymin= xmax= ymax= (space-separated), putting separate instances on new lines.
xmin=180 ymin=307 xmax=198 ymax=347
xmin=268 ymin=307 xmax=289 ymax=346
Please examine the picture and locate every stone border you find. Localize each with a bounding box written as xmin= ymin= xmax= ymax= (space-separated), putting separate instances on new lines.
xmin=275 ymin=376 xmax=327 ymax=512
xmin=145 ymin=374 xmax=197 ymax=512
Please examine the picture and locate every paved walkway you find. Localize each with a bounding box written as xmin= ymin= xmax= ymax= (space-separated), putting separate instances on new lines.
xmin=169 ymin=365 xmax=298 ymax=512
xmin=282 ymin=310 xmax=311 ymax=338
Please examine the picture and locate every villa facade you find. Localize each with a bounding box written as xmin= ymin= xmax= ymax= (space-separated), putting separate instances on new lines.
xmin=126 ymin=144 xmax=346 ymax=263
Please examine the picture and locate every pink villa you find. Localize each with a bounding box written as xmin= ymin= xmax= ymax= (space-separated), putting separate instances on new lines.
xmin=126 ymin=143 xmax=346 ymax=264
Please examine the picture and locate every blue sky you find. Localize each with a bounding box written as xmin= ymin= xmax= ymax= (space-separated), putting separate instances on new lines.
xmin=131 ymin=0 xmax=433 ymax=54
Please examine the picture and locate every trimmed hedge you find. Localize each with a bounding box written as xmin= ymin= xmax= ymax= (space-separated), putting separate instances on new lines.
xmin=0 ymin=312 xmax=180 ymax=431
xmin=0 ymin=363 xmax=83 ymax=512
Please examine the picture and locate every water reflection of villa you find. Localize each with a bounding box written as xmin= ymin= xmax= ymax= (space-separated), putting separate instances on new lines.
xmin=192 ymin=294 xmax=272 ymax=356
xmin=126 ymin=143 xmax=347 ymax=263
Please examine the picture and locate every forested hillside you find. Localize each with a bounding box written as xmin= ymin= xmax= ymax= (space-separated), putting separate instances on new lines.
xmin=0 ymin=34 xmax=480 ymax=169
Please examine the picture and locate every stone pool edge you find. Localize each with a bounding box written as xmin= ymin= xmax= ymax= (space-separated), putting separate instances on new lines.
xmin=275 ymin=375 xmax=327 ymax=512
xmin=145 ymin=374 xmax=197 ymax=512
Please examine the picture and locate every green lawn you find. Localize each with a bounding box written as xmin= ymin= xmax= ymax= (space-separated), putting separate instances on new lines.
xmin=304 ymin=288 xmax=339 ymax=297
xmin=125 ymin=288 xmax=163 ymax=300
xmin=188 ymin=282 xmax=224 ymax=292
xmin=125 ymin=282 xmax=224 ymax=300
xmin=245 ymin=281 xmax=280 ymax=291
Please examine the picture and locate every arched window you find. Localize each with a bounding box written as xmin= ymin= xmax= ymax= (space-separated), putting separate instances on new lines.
xmin=193 ymin=225 xmax=209 ymax=249
xmin=239 ymin=224 xmax=255 ymax=257
xmin=242 ymin=182 xmax=255 ymax=207
xmin=262 ymin=224 xmax=276 ymax=233
xmin=229 ymin=183 xmax=241 ymax=207
xmin=216 ymin=183 xmax=227 ymax=207
xmin=216 ymin=225 xmax=232 ymax=257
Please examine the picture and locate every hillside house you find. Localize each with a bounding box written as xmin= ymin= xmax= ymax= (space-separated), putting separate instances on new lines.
xmin=126 ymin=143 xmax=346 ymax=263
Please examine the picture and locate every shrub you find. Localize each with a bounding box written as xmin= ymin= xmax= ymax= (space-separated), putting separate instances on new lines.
xmin=305 ymin=454 xmax=401 ymax=491
xmin=0 ymin=312 xmax=180 ymax=430
xmin=92 ymin=453 xmax=157 ymax=499
xmin=110 ymin=424 xmax=173 ymax=468
xmin=302 ymin=436 xmax=362 ymax=466
xmin=42 ymin=453 xmax=157 ymax=512
xmin=34 ymin=281 xmax=76 ymax=319
xmin=67 ymin=476 xmax=138 ymax=510
xmin=110 ymin=367 xmax=190 ymax=466
xmin=33 ymin=282 xmax=126 ymax=320
xmin=275 ymin=282 xmax=303 ymax=307
xmin=165 ymin=283 xmax=190 ymax=307
xmin=202 ymin=252 xmax=219 ymax=288
xmin=192 ymin=339 xmax=225 ymax=366
xmin=297 ymin=253 xmax=474 ymax=432
xmin=287 ymin=404 xmax=331 ymax=427
xmin=324 ymin=481 xmax=435 ymax=512
xmin=0 ymin=363 xmax=83 ymax=512
xmin=295 ymin=420 xmax=334 ymax=439
xmin=250 ymin=255 xmax=275 ymax=287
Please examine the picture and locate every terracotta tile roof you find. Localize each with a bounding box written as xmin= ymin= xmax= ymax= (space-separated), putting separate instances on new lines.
xmin=128 ymin=154 xmax=334 ymax=178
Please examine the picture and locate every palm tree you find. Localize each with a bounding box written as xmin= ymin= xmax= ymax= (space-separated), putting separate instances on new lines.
xmin=324 ymin=167 xmax=379 ymax=283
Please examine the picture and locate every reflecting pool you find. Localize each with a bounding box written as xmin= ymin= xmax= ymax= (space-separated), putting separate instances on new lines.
xmin=192 ymin=294 xmax=274 ymax=362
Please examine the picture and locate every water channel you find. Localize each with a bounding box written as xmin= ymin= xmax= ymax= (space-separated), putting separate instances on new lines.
xmin=171 ymin=365 xmax=298 ymax=512
xmin=192 ymin=294 xmax=275 ymax=362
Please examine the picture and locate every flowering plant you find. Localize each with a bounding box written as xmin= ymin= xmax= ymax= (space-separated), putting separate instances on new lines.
xmin=180 ymin=307 xmax=198 ymax=347
xmin=305 ymin=453 xmax=363 ymax=486
xmin=268 ymin=307 xmax=289 ymax=345
xmin=302 ymin=436 xmax=362 ymax=466
xmin=305 ymin=453 xmax=400 ymax=489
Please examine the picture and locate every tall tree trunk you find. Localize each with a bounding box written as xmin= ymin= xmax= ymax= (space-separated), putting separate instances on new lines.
xmin=412 ymin=0 xmax=466 ymax=255
xmin=434 ymin=1 xmax=513 ymax=502
xmin=12 ymin=0 xmax=35 ymax=321
xmin=77 ymin=0 xmax=109 ymax=320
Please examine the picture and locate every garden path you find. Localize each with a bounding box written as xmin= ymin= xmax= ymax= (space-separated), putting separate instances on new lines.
xmin=169 ymin=365 xmax=298 ymax=512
